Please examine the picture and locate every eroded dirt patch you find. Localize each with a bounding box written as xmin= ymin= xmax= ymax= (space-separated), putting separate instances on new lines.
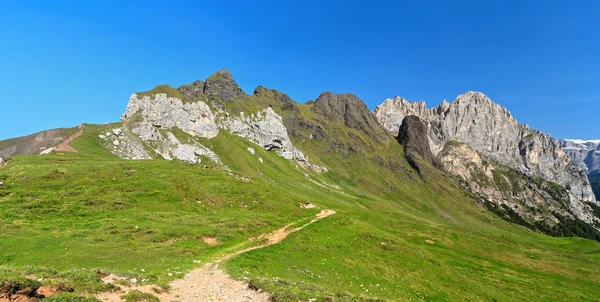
xmin=202 ymin=236 xmax=220 ymax=246
xmin=54 ymin=126 xmax=84 ymax=153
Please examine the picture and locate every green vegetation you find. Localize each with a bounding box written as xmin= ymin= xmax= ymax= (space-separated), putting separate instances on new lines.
xmin=491 ymin=166 xmax=524 ymax=193
xmin=443 ymin=139 xmax=462 ymax=149
xmin=0 ymin=278 xmax=41 ymax=296
xmin=0 ymin=121 xmax=599 ymax=301
xmin=136 ymin=85 xmax=192 ymax=103
xmin=120 ymin=290 xmax=159 ymax=302
xmin=206 ymin=73 xmax=224 ymax=82
xmin=44 ymin=293 xmax=101 ymax=302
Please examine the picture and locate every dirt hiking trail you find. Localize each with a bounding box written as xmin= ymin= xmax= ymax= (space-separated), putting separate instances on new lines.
xmin=96 ymin=210 xmax=336 ymax=302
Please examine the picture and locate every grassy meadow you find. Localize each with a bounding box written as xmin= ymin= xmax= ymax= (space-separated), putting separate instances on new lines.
xmin=0 ymin=124 xmax=599 ymax=301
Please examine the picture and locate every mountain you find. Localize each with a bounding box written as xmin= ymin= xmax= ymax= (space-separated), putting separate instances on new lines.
xmin=560 ymin=139 xmax=600 ymax=199
xmin=560 ymin=139 xmax=600 ymax=173
xmin=374 ymin=92 xmax=599 ymax=232
xmin=1 ymin=70 xmax=600 ymax=301
xmin=0 ymin=126 xmax=83 ymax=157
xmin=2 ymin=75 xmax=598 ymax=236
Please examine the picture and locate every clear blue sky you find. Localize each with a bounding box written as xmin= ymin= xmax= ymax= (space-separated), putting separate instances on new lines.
xmin=1 ymin=0 xmax=599 ymax=140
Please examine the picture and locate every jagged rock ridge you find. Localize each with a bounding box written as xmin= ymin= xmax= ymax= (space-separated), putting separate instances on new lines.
xmin=111 ymin=70 xmax=326 ymax=172
xmin=375 ymin=91 xmax=598 ymax=226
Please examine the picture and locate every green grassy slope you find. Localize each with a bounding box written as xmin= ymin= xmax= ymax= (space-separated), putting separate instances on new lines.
xmin=0 ymin=122 xmax=599 ymax=301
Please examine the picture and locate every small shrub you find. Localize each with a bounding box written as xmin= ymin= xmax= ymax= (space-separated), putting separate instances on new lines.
xmin=120 ymin=290 xmax=159 ymax=302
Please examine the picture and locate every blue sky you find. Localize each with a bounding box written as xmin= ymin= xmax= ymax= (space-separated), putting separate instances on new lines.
xmin=1 ymin=0 xmax=598 ymax=140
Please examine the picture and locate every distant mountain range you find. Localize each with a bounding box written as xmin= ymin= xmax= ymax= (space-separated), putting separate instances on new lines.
xmin=560 ymin=139 xmax=600 ymax=201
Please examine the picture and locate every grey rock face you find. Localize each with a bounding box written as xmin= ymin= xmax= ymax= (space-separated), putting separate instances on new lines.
xmin=439 ymin=142 xmax=593 ymax=225
xmin=396 ymin=115 xmax=440 ymax=173
xmin=121 ymin=93 xmax=219 ymax=140
xmin=217 ymin=107 xmax=327 ymax=172
xmin=39 ymin=147 xmax=54 ymax=155
xmin=163 ymin=132 xmax=221 ymax=164
xmin=374 ymin=96 xmax=430 ymax=134
xmin=560 ymin=139 xmax=600 ymax=173
xmin=397 ymin=116 xmax=437 ymax=163
xmin=97 ymin=126 xmax=152 ymax=160
xmin=219 ymin=108 xmax=306 ymax=159
xmin=313 ymin=92 xmax=389 ymax=143
xmin=204 ymin=69 xmax=246 ymax=102
xmin=375 ymin=91 xmax=597 ymax=224
xmin=178 ymin=80 xmax=205 ymax=99
xmin=117 ymin=87 xmax=326 ymax=172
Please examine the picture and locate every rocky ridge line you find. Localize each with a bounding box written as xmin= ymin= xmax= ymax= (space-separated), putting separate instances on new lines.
xmin=374 ymin=91 xmax=598 ymax=226
xmin=107 ymin=70 xmax=326 ymax=172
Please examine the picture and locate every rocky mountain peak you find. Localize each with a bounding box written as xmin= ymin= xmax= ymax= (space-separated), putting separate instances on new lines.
xmin=444 ymin=91 xmax=517 ymax=125
xmin=374 ymin=96 xmax=429 ymax=133
xmin=374 ymin=91 xmax=597 ymax=225
xmin=313 ymin=92 xmax=389 ymax=142
xmin=204 ymin=69 xmax=246 ymax=102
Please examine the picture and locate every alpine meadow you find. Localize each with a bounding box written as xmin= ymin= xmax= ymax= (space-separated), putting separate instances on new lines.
xmin=2 ymin=2 xmax=600 ymax=301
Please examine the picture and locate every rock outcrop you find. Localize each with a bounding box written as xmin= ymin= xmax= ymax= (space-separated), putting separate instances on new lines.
xmin=374 ymin=96 xmax=430 ymax=134
xmin=121 ymin=93 xmax=219 ymax=140
xmin=111 ymin=70 xmax=326 ymax=172
xmin=217 ymin=107 xmax=327 ymax=173
xmin=97 ymin=127 xmax=152 ymax=160
xmin=313 ymin=92 xmax=389 ymax=143
xmin=375 ymin=91 xmax=598 ymax=227
xmin=440 ymin=141 xmax=595 ymax=225
xmin=218 ymin=107 xmax=306 ymax=160
xmin=396 ymin=115 xmax=440 ymax=173
xmin=203 ymin=69 xmax=246 ymax=102
xmin=178 ymin=80 xmax=205 ymax=100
